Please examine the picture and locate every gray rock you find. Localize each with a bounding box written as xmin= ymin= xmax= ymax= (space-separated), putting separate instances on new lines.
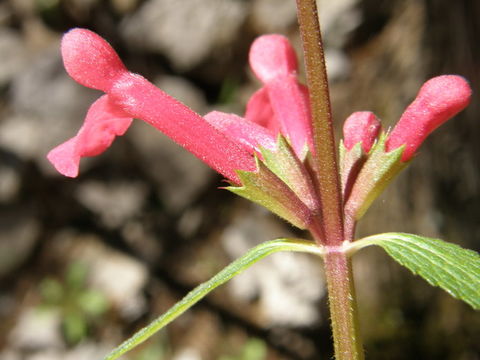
xmin=4 ymin=43 xmax=99 ymax=173
xmin=317 ymin=0 xmax=361 ymax=82
xmin=0 ymin=208 xmax=39 ymax=277
xmin=128 ymin=121 xmax=213 ymax=212
xmin=250 ymin=0 xmax=298 ymax=33
xmin=318 ymin=0 xmax=361 ymax=48
xmin=50 ymin=232 xmax=149 ymax=320
xmin=0 ymin=28 xmax=28 ymax=87
xmin=221 ymin=206 xmax=325 ymax=327
xmin=0 ymin=3 xmax=13 ymax=26
xmin=121 ymin=0 xmax=248 ymax=71
xmin=75 ymin=181 xmax=147 ymax=228
xmin=0 ymin=164 xmax=21 ymax=203
xmin=8 ymin=308 xmax=63 ymax=351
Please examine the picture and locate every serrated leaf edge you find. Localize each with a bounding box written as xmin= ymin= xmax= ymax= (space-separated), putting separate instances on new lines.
xmin=347 ymin=233 xmax=480 ymax=310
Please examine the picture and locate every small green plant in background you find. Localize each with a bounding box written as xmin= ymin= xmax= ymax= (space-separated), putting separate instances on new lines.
xmin=219 ymin=338 xmax=267 ymax=360
xmin=133 ymin=337 xmax=170 ymax=360
xmin=39 ymin=261 xmax=109 ymax=344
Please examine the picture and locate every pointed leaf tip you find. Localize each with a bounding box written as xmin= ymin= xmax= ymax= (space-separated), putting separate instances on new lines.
xmin=62 ymin=28 xmax=127 ymax=92
xmin=249 ymin=34 xmax=298 ymax=83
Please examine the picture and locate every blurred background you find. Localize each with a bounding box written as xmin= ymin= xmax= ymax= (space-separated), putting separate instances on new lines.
xmin=0 ymin=0 xmax=479 ymax=359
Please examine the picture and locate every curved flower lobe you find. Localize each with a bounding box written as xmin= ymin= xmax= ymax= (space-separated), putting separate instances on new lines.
xmin=47 ymin=95 xmax=132 ymax=177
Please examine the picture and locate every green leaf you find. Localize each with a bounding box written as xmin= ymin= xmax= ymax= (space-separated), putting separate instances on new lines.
xmin=63 ymin=311 xmax=88 ymax=344
xmin=78 ymin=290 xmax=109 ymax=316
xmin=349 ymin=233 xmax=480 ymax=309
xmin=39 ymin=278 xmax=64 ymax=304
xmin=103 ymin=238 xmax=322 ymax=360
xmin=66 ymin=261 xmax=89 ymax=289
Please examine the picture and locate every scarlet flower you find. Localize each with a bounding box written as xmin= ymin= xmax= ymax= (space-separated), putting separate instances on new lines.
xmin=48 ymin=30 xmax=311 ymax=183
xmin=48 ymin=29 xmax=258 ymax=183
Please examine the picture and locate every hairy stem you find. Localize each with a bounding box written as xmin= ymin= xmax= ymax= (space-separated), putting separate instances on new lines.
xmin=324 ymin=250 xmax=364 ymax=360
xmin=296 ymin=0 xmax=344 ymax=246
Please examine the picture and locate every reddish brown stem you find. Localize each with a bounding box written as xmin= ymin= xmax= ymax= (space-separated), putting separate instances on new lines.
xmin=296 ymin=0 xmax=344 ymax=246
xmin=324 ymin=250 xmax=364 ymax=360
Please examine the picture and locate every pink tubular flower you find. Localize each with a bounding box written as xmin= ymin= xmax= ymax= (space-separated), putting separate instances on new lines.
xmin=343 ymin=111 xmax=381 ymax=153
xmin=246 ymin=35 xmax=314 ymax=158
xmin=49 ymin=30 xmax=317 ymax=184
xmin=386 ymin=75 xmax=471 ymax=161
xmin=203 ymin=111 xmax=277 ymax=154
xmin=48 ymin=28 xmax=257 ymax=184
xmin=48 ymin=29 xmax=323 ymax=230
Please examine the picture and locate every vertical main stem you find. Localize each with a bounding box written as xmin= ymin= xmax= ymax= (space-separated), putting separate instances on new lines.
xmin=295 ymin=1 xmax=364 ymax=358
xmin=296 ymin=0 xmax=343 ymax=246
xmin=324 ymin=251 xmax=364 ymax=360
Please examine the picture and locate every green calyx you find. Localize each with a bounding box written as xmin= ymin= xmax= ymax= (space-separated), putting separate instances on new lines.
xmin=227 ymin=137 xmax=320 ymax=229
xmin=344 ymin=133 xmax=408 ymax=221
xmin=226 ymin=157 xmax=313 ymax=229
xmin=261 ymin=136 xmax=320 ymax=212
xmin=339 ymin=140 xmax=364 ymax=200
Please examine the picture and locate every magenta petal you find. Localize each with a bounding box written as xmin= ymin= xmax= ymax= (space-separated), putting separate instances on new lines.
xmin=204 ymin=111 xmax=277 ymax=153
xmin=47 ymin=95 xmax=133 ymax=177
xmin=386 ymin=75 xmax=471 ymax=161
xmin=248 ymin=35 xmax=313 ymax=157
xmin=266 ymin=79 xmax=313 ymax=157
xmin=109 ymin=73 xmax=256 ymax=183
xmin=47 ymin=138 xmax=81 ymax=177
xmin=245 ymin=87 xmax=281 ymax=134
xmin=249 ymin=34 xmax=298 ymax=83
xmin=343 ymin=111 xmax=381 ymax=152
xmin=61 ymin=28 xmax=127 ymax=92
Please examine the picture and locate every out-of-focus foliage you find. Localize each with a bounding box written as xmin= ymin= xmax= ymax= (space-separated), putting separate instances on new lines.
xmin=39 ymin=262 xmax=109 ymax=344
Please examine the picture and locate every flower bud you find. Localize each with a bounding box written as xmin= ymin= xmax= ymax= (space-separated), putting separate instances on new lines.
xmin=386 ymin=75 xmax=471 ymax=161
xmin=343 ymin=111 xmax=381 ymax=153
